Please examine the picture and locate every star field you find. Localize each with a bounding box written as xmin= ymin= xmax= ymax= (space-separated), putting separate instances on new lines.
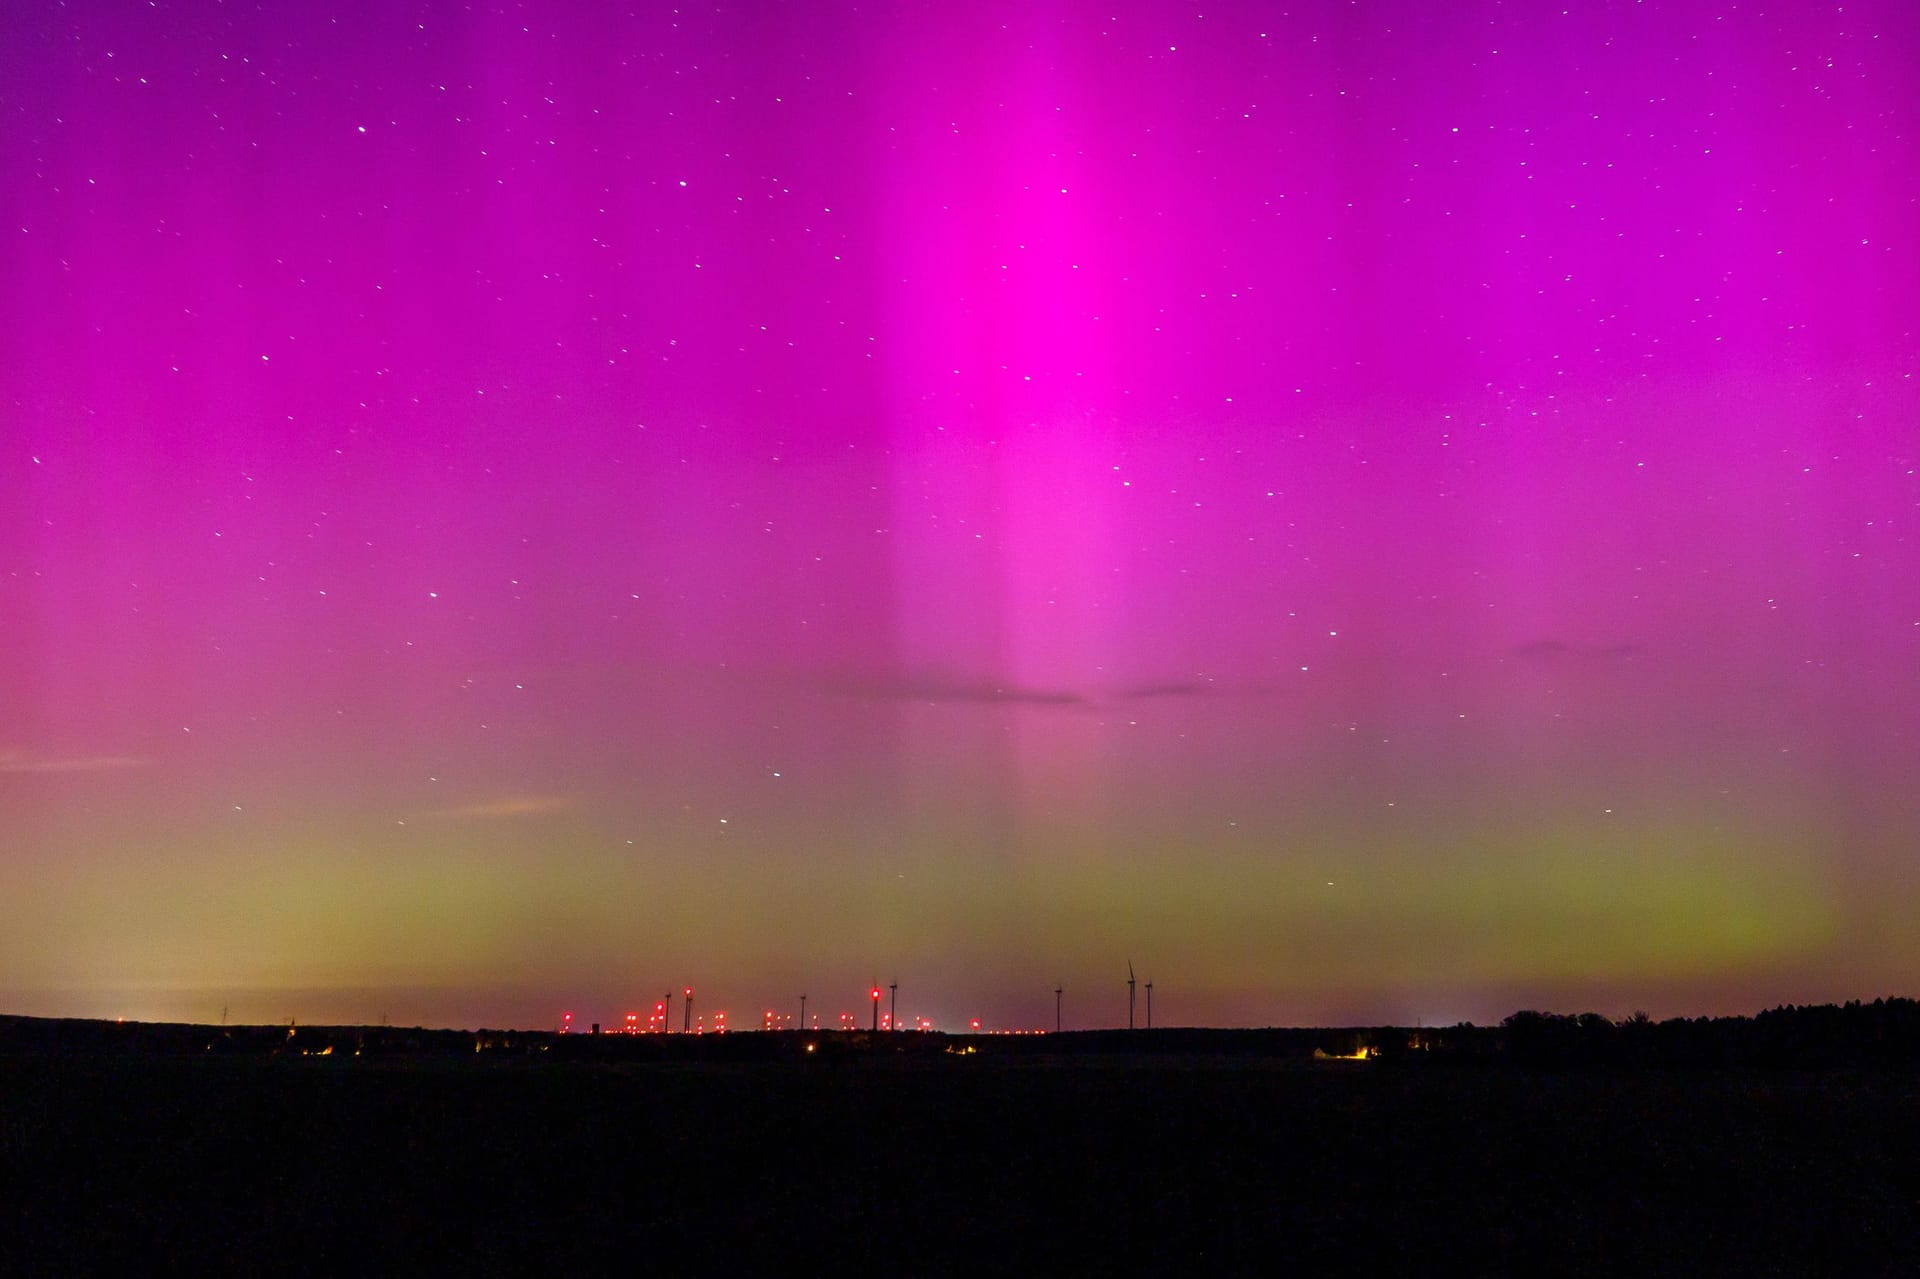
xmin=1 ymin=0 xmax=1916 ymax=1030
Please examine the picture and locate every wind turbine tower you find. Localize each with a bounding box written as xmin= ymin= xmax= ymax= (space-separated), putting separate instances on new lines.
xmin=1127 ymin=960 xmax=1136 ymax=1030
xmin=1145 ymin=980 xmax=1153 ymax=1030
xmin=889 ymin=980 xmax=898 ymax=1031
xmin=1055 ymin=984 xmax=1063 ymax=1033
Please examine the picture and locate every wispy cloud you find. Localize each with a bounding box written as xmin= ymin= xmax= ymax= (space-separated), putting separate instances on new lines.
xmin=1508 ymin=639 xmax=1643 ymax=663
xmin=417 ymin=796 xmax=574 ymax=820
xmin=805 ymin=669 xmax=1251 ymax=706
xmin=813 ymin=672 xmax=1089 ymax=706
xmin=0 ymin=751 xmax=150 ymax=774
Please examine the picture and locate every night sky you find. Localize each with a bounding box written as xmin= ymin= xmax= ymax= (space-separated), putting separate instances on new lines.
xmin=3 ymin=1 xmax=1916 ymax=1032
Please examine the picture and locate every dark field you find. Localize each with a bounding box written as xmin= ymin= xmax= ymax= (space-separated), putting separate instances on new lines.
xmin=5 ymin=1037 xmax=1919 ymax=1275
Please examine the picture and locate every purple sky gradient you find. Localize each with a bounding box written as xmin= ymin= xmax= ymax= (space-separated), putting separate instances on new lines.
xmin=3 ymin=0 xmax=1916 ymax=1030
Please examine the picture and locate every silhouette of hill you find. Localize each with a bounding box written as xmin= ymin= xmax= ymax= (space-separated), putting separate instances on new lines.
xmin=11 ymin=996 xmax=1920 ymax=1068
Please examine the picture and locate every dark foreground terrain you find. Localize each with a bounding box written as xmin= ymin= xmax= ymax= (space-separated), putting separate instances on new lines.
xmin=5 ymin=1020 xmax=1919 ymax=1275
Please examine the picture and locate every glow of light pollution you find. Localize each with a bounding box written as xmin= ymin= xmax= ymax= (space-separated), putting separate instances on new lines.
xmin=2 ymin=1 xmax=1916 ymax=1031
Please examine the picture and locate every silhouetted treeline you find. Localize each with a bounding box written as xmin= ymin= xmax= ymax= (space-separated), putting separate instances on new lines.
xmin=1478 ymin=998 xmax=1920 ymax=1068
xmin=0 ymin=1016 xmax=496 ymax=1059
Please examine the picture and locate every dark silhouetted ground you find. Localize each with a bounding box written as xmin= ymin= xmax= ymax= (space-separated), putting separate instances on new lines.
xmin=4 ymin=1014 xmax=1918 ymax=1274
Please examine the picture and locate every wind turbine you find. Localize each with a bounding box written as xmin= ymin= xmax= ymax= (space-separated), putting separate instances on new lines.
xmin=1127 ymin=960 xmax=1136 ymax=1031
xmin=800 ymin=993 xmax=807 ymax=1031
xmin=1145 ymin=979 xmax=1153 ymax=1030
xmin=1055 ymin=984 xmax=1063 ymax=1034
xmin=889 ymin=979 xmax=898 ymax=1032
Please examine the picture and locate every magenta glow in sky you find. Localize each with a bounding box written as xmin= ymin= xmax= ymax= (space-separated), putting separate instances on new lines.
xmin=2 ymin=1 xmax=1916 ymax=1031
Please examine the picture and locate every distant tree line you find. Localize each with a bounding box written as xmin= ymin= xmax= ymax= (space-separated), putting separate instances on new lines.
xmin=1441 ymin=998 xmax=1920 ymax=1068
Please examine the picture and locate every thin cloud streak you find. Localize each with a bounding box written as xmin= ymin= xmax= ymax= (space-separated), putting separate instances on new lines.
xmin=416 ymin=797 xmax=575 ymax=821
xmin=1507 ymin=639 xmax=1644 ymax=663
xmin=1117 ymin=681 xmax=1213 ymax=700
xmin=0 ymin=752 xmax=151 ymax=774
xmin=806 ymin=670 xmax=1248 ymax=706
xmin=810 ymin=671 xmax=1089 ymax=706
